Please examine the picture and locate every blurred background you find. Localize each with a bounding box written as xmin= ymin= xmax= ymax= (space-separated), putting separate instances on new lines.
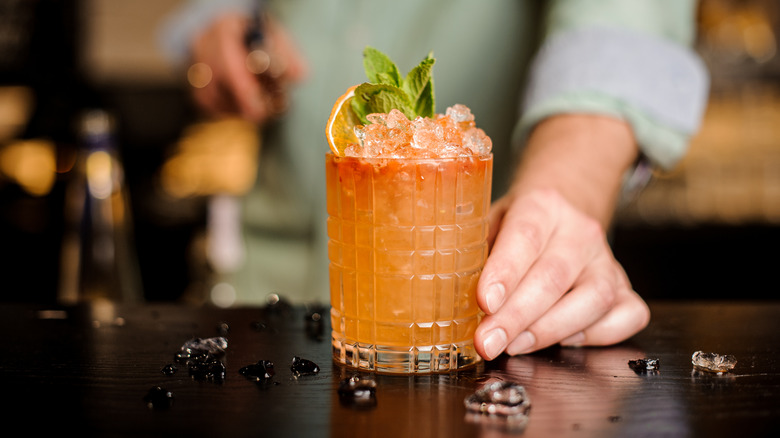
xmin=0 ymin=0 xmax=778 ymax=304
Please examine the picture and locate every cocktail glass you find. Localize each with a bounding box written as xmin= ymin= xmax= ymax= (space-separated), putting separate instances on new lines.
xmin=327 ymin=152 xmax=492 ymax=373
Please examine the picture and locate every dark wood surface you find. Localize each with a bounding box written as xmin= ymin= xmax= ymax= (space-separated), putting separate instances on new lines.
xmin=3 ymin=300 xmax=779 ymax=437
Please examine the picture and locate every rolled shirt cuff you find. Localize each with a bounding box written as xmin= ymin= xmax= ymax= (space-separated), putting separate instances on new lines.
xmin=518 ymin=27 xmax=710 ymax=170
xmin=158 ymin=0 xmax=255 ymax=65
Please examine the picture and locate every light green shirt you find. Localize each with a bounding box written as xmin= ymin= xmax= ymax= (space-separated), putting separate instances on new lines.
xmin=161 ymin=0 xmax=708 ymax=305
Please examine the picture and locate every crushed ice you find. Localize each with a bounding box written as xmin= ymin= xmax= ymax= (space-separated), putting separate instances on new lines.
xmin=348 ymin=105 xmax=491 ymax=158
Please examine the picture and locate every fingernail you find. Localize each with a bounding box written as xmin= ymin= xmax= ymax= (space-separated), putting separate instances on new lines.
xmin=506 ymin=331 xmax=536 ymax=355
xmin=485 ymin=283 xmax=506 ymax=314
xmin=560 ymin=331 xmax=585 ymax=347
xmin=482 ymin=328 xmax=508 ymax=360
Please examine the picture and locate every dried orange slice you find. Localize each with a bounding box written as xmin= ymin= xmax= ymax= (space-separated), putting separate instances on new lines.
xmin=326 ymin=85 xmax=360 ymax=156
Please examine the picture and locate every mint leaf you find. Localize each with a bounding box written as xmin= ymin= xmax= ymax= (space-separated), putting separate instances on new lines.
xmin=353 ymin=47 xmax=436 ymax=124
xmin=376 ymin=72 xmax=398 ymax=86
xmin=403 ymin=52 xmax=435 ymax=118
xmin=363 ymin=47 xmax=401 ymax=87
xmin=413 ymin=79 xmax=435 ymax=119
xmin=352 ymin=83 xmax=413 ymax=122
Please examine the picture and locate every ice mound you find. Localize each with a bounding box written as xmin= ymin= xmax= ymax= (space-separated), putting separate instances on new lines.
xmin=345 ymin=104 xmax=492 ymax=159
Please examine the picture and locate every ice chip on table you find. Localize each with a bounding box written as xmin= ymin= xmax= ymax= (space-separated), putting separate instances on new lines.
xmin=290 ymin=356 xmax=320 ymax=376
xmin=338 ymin=375 xmax=377 ymax=409
xmin=691 ymin=350 xmax=737 ymax=374
xmin=347 ymin=104 xmax=491 ymax=159
xmin=239 ymin=360 xmax=275 ymax=381
xmin=161 ymin=364 xmax=178 ymax=376
xmin=628 ymin=358 xmax=660 ymax=374
xmin=180 ymin=337 xmax=228 ymax=355
xmin=144 ymin=386 xmax=174 ymax=410
xmin=464 ymin=381 xmax=531 ymax=432
xmin=171 ymin=337 xmax=227 ymax=383
xmin=464 ymin=381 xmax=531 ymax=417
xmin=187 ymin=358 xmax=226 ymax=382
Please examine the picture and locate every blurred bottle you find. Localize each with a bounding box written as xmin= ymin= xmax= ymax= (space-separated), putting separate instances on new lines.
xmin=58 ymin=109 xmax=143 ymax=304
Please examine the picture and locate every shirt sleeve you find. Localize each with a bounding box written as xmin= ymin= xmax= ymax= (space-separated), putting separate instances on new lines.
xmin=517 ymin=0 xmax=710 ymax=171
xmin=157 ymin=0 xmax=255 ymax=65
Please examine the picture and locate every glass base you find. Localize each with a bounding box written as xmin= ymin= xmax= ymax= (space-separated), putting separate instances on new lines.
xmin=332 ymin=334 xmax=482 ymax=374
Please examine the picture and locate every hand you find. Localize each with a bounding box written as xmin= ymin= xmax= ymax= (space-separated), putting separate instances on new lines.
xmin=473 ymin=114 xmax=651 ymax=360
xmin=474 ymin=188 xmax=650 ymax=359
xmin=189 ymin=13 xmax=307 ymax=124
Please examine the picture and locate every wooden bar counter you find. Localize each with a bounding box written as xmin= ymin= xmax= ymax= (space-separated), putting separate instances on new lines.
xmin=2 ymin=299 xmax=778 ymax=437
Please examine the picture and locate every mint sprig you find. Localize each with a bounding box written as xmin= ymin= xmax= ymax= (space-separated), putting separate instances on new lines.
xmin=351 ymin=47 xmax=435 ymax=125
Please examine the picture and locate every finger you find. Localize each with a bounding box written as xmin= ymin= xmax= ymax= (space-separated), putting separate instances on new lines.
xmin=200 ymin=14 xmax=268 ymax=122
xmin=265 ymin=16 xmax=308 ymax=83
xmin=192 ymin=85 xmax=223 ymax=117
xmin=561 ymin=287 xmax=650 ymax=347
xmin=504 ymin=253 xmax=621 ymax=354
xmin=475 ymin=214 xmax=601 ymax=360
xmin=218 ymin=39 xmax=268 ymax=122
xmin=477 ymin=189 xmax=561 ymax=315
xmin=192 ymin=82 xmax=237 ymax=118
xmin=476 ymin=201 xmax=608 ymax=361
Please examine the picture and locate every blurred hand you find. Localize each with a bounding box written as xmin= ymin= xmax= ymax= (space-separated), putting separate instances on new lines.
xmin=474 ymin=114 xmax=651 ymax=360
xmin=189 ymin=13 xmax=307 ymax=124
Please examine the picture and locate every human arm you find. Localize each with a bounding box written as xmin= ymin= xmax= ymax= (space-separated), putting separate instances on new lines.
xmin=473 ymin=0 xmax=709 ymax=359
xmin=475 ymin=114 xmax=650 ymax=359
xmin=159 ymin=0 xmax=307 ymax=125
xmin=189 ymin=13 xmax=306 ymax=124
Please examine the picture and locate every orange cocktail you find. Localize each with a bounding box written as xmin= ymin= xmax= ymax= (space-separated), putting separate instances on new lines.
xmin=325 ymin=46 xmax=492 ymax=373
xmin=327 ymin=106 xmax=492 ymax=373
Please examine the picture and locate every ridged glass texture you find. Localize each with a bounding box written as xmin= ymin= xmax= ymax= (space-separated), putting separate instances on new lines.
xmin=326 ymin=153 xmax=492 ymax=373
